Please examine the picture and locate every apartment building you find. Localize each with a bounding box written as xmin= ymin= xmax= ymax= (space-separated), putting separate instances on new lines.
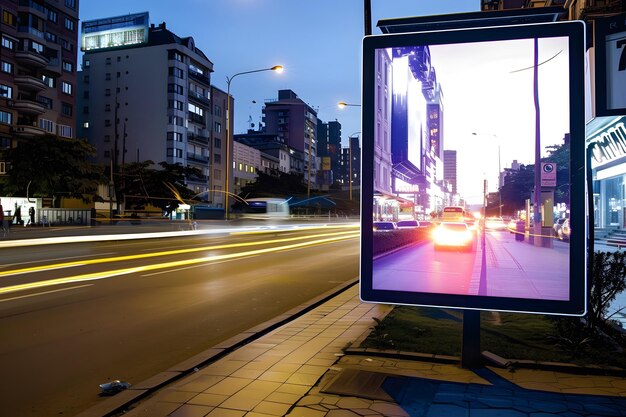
xmin=77 ymin=13 xmax=218 ymax=199
xmin=0 ymin=0 xmax=79 ymax=174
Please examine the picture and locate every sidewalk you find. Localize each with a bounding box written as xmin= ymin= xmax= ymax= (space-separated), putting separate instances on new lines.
xmin=75 ymin=284 xmax=626 ymax=417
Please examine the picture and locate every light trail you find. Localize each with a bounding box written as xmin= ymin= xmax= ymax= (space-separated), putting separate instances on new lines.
xmin=0 ymin=233 xmax=359 ymax=296
xmin=0 ymin=229 xmax=359 ymax=278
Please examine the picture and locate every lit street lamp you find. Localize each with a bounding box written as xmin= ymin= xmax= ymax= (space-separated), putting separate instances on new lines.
xmin=224 ymin=65 xmax=283 ymax=220
xmin=337 ymin=101 xmax=361 ymax=109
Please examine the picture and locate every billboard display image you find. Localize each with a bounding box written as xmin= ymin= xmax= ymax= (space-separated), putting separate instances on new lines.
xmin=360 ymin=22 xmax=587 ymax=315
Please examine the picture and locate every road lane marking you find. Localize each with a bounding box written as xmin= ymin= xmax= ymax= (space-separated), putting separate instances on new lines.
xmin=0 ymin=229 xmax=359 ymax=278
xmin=0 ymin=284 xmax=94 ymax=303
xmin=141 ymin=255 xmax=260 ymax=276
xmin=0 ymin=233 xmax=359 ymax=296
xmin=0 ymin=253 xmax=115 ymax=269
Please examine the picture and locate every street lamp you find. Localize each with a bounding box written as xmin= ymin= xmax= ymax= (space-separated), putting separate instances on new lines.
xmin=472 ymin=132 xmax=502 ymax=218
xmin=224 ymin=65 xmax=283 ymax=220
xmin=337 ymin=101 xmax=361 ymax=109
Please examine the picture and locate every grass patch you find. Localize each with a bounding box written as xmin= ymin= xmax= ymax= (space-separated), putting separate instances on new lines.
xmin=360 ymin=306 xmax=626 ymax=369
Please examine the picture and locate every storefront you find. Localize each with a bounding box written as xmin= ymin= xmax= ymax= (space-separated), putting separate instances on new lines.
xmin=588 ymin=116 xmax=626 ymax=230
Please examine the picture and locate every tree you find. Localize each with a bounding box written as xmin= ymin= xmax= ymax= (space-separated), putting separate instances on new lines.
xmin=239 ymin=171 xmax=308 ymax=198
xmin=118 ymin=161 xmax=203 ymax=213
xmin=0 ymin=135 xmax=104 ymax=205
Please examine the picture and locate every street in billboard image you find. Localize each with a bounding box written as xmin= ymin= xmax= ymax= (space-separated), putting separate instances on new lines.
xmin=370 ymin=34 xmax=574 ymax=302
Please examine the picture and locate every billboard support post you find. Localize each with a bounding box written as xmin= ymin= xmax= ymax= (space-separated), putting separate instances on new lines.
xmin=461 ymin=310 xmax=482 ymax=368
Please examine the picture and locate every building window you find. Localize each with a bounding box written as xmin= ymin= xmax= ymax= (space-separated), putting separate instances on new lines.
xmin=2 ymin=11 xmax=16 ymax=27
xmin=1 ymin=61 xmax=13 ymax=74
xmin=105 ymin=104 xmax=111 ymax=112
xmin=0 ymin=85 xmax=12 ymax=99
xmin=104 ymin=135 xmax=110 ymax=143
xmin=0 ymin=111 xmax=12 ymax=125
xmin=58 ymin=125 xmax=72 ymax=138
xmin=105 ymin=73 xmax=111 ymax=81
xmin=62 ymin=103 xmax=72 ymax=117
xmin=83 ymin=122 xmax=89 ymax=129
xmin=214 ymin=105 xmax=222 ymax=117
xmin=168 ymin=115 xmax=183 ymax=126
xmin=169 ymin=100 xmax=184 ymax=111
xmin=214 ymin=122 xmax=221 ymax=133
xmin=84 ymin=59 xmax=90 ymax=68
xmin=168 ymin=67 xmax=184 ymax=79
xmin=45 ymin=32 xmax=57 ymax=43
xmin=167 ymin=132 xmax=183 ymax=142
xmin=62 ymin=81 xmax=72 ymax=95
xmin=48 ymin=9 xmax=57 ymax=23
xmin=0 ymin=162 xmax=5 ymax=174
xmin=83 ymin=106 xmax=89 ymax=114
xmin=214 ymin=154 xmax=221 ymax=164
xmin=169 ymin=51 xmax=183 ymax=62
xmin=168 ymin=83 xmax=184 ymax=95
xmin=104 ymin=150 xmax=110 ymax=158
xmin=213 ymin=169 xmax=221 ymax=180
xmin=1 ymin=36 xmax=15 ymax=50
xmin=60 ymin=38 xmax=72 ymax=51
xmin=214 ymin=138 xmax=221 ymax=149
xmin=39 ymin=96 xmax=53 ymax=109
xmin=188 ymin=103 xmax=203 ymax=116
xmin=42 ymin=75 xmax=55 ymax=88
xmin=39 ymin=119 xmax=55 ymax=133
xmin=65 ymin=0 xmax=77 ymax=9
xmin=105 ymin=57 xmax=111 ymax=65
xmin=64 ymin=17 xmax=75 ymax=31
xmin=167 ymin=148 xmax=183 ymax=158
xmin=62 ymin=61 xmax=73 ymax=72
xmin=105 ymin=120 xmax=111 ymax=127
xmin=30 ymin=41 xmax=44 ymax=54
xmin=105 ymin=88 xmax=111 ymax=96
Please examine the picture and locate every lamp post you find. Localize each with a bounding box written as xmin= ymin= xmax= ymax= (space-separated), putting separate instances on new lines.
xmin=348 ymin=132 xmax=361 ymax=201
xmin=224 ymin=65 xmax=283 ymax=220
xmin=472 ymin=132 xmax=502 ymax=218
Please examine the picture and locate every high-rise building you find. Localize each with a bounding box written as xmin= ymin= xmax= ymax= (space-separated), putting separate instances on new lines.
xmin=443 ymin=150 xmax=457 ymax=195
xmin=317 ymin=119 xmax=342 ymax=186
xmin=77 ymin=13 xmax=217 ymax=200
xmin=262 ymin=89 xmax=318 ymax=188
xmin=0 ymin=0 xmax=80 ymax=173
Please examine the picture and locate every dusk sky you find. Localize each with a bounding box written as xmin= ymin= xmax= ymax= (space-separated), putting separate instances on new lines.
xmin=79 ymin=0 xmax=479 ymax=146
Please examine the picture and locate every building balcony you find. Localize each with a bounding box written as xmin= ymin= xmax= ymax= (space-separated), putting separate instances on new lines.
xmin=10 ymin=98 xmax=46 ymax=115
xmin=15 ymin=50 xmax=49 ymax=69
xmin=188 ymin=112 xmax=205 ymax=125
xmin=188 ymin=91 xmax=211 ymax=107
xmin=18 ymin=0 xmax=47 ymax=18
xmin=188 ymin=132 xmax=209 ymax=144
xmin=14 ymin=75 xmax=47 ymax=92
xmin=12 ymin=124 xmax=45 ymax=138
xmin=186 ymin=152 xmax=209 ymax=164
xmin=189 ymin=71 xmax=211 ymax=86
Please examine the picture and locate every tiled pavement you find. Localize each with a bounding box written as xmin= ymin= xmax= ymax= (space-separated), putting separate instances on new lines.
xmin=87 ymin=284 xmax=626 ymax=417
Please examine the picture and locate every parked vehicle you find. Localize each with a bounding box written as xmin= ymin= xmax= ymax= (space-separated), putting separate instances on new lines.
xmin=373 ymin=221 xmax=398 ymax=231
xmin=396 ymin=219 xmax=420 ymax=229
xmin=558 ymin=219 xmax=571 ymax=241
xmin=553 ymin=217 xmax=566 ymax=237
xmin=432 ymin=222 xmax=474 ymax=251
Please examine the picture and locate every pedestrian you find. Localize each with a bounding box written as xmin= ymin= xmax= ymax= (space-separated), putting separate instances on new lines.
xmin=14 ymin=205 xmax=22 ymax=226
xmin=28 ymin=207 xmax=35 ymax=226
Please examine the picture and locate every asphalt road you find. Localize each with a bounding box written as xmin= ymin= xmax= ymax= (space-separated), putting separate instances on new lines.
xmin=0 ymin=225 xmax=359 ymax=416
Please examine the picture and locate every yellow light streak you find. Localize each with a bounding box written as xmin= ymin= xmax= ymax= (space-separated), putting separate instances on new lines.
xmin=0 ymin=229 xmax=359 ymax=278
xmin=0 ymin=233 xmax=359 ymax=296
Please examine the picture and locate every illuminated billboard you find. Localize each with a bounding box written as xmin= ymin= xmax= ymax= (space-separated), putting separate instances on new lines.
xmin=81 ymin=12 xmax=149 ymax=52
xmin=360 ymin=21 xmax=587 ymax=315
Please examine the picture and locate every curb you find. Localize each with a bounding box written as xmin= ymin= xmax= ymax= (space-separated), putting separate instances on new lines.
xmin=76 ymin=277 xmax=360 ymax=417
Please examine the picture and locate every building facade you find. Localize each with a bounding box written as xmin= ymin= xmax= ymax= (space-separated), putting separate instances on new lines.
xmin=232 ymin=140 xmax=260 ymax=196
xmin=263 ymin=89 xmax=318 ymax=189
xmin=77 ymin=13 xmax=217 ymax=204
xmin=1 ymin=0 xmax=80 ymax=175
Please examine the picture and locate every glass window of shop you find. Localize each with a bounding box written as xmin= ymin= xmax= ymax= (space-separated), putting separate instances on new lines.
xmin=604 ymin=176 xmax=625 ymax=228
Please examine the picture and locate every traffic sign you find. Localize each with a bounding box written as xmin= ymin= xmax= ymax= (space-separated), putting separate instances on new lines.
xmin=541 ymin=162 xmax=557 ymax=187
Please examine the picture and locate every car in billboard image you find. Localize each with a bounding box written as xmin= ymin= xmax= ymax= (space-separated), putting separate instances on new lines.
xmin=432 ymin=222 xmax=474 ymax=251
xmin=558 ymin=219 xmax=571 ymax=241
xmin=373 ymin=221 xmax=398 ymax=231
xmin=396 ymin=220 xmax=420 ymax=229
xmin=485 ymin=217 xmax=507 ymax=231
